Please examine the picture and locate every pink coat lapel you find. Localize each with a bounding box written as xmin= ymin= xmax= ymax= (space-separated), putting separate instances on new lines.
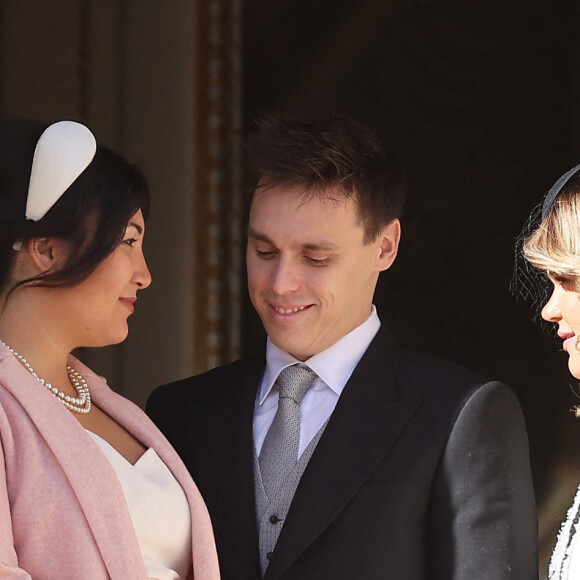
xmin=0 ymin=345 xmax=219 ymax=580
xmin=76 ymin=358 xmax=221 ymax=580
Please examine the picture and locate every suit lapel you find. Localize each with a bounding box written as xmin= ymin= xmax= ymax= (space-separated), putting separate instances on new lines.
xmin=207 ymin=352 xmax=265 ymax=579
xmin=264 ymin=327 xmax=423 ymax=579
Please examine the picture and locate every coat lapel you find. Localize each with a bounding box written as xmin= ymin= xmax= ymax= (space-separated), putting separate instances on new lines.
xmin=199 ymin=352 xmax=265 ymax=579
xmin=0 ymin=349 xmax=148 ymax=579
xmin=264 ymin=327 xmax=423 ymax=579
xmin=79 ymin=361 xmax=221 ymax=580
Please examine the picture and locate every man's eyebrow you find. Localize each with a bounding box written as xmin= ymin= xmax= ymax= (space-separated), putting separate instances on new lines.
xmin=247 ymin=228 xmax=273 ymax=243
xmin=247 ymin=228 xmax=338 ymax=252
xmin=302 ymin=242 xmax=338 ymax=252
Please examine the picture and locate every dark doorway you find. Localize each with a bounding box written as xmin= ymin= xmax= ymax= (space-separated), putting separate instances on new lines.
xmin=241 ymin=0 xmax=580 ymax=562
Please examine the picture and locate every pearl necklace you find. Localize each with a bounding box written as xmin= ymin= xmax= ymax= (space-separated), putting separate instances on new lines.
xmin=1 ymin=341 xmax=92 ymax=414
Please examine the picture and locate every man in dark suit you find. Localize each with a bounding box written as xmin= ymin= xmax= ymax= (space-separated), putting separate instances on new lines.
xmin=147 ymin=115 xmax=537 ymax=579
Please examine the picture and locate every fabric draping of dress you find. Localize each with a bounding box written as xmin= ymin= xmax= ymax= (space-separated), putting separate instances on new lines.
xmin=88 ymin=430 xmax=192 ymax=580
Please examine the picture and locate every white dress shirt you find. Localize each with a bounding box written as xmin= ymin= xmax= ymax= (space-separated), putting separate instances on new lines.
xmin=253 ymin=305 xmax=381 ymax=458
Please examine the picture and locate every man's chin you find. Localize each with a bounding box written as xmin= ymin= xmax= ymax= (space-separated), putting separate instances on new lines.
xmin=268 ymin=335 xmax=313 ymax=361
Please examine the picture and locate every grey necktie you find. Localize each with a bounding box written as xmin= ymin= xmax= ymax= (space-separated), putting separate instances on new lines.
xmin=259 ymin=364 xmax=317 ymax=500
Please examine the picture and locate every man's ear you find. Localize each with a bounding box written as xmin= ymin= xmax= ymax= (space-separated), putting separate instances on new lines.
xmin=26 ymin=238 xmax=70 ymax=273
xmin=376 ymin=219 xmax=401 ymax=272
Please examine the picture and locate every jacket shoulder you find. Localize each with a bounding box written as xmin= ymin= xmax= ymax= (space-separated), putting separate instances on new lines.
xmin=402 ymin=349 xmax=489 ymax=386
xmin=397 ymin=348 xmax=518 ymax=420
xmin=365 ymin=326 xmax=499 ymax=400
xmin=147 ymin=353 xmax=264 ymax=410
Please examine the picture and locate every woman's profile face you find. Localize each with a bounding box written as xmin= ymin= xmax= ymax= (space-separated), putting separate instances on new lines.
xmin=59 ymin=209 xmax=152 ymax=348
xmin=542 ymin=272 xmax=580 ymax=379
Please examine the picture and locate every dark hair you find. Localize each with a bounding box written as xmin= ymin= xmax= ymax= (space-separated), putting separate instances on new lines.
xmin=0 ymin=119 xmax=150 ymax=296
xmin=245 ymin=114 xmax=406 ymax=243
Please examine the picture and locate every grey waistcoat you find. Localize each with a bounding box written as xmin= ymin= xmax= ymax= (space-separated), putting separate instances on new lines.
xmin=253 ymin=420 xmax=329 ymax=575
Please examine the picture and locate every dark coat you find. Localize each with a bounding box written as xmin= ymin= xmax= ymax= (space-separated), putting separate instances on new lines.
xmin=147 ymin=326 xmax=538 ymax=580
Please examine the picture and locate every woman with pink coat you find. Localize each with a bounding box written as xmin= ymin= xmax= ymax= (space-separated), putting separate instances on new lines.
xmin=0 ymin=119 xmax=220 ymax=580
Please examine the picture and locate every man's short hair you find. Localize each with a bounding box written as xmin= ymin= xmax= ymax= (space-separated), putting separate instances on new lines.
xmin=245 ymin=114 xmax=407 ymax=243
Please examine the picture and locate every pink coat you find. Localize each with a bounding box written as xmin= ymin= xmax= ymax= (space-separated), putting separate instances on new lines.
xmin=0 ymin=345 xmax=220 ymax=580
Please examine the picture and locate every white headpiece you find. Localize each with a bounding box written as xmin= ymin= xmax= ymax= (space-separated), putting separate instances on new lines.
xmin=25 ymin=120 xmax=97 ymax=221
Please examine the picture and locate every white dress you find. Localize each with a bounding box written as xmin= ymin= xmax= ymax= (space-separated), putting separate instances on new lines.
xmin=87 ymin=431 xmax=193 ymax=580
xmin=550 ymin=482 xmax=580 ymax=579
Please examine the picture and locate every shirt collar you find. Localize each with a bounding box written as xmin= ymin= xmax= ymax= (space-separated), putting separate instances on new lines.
xmin=258 ymin=305 xmax=381 ymax=405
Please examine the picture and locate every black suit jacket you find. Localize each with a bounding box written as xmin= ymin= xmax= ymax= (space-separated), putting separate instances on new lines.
xmin=147 ymin=326 xmax=538 ymax=580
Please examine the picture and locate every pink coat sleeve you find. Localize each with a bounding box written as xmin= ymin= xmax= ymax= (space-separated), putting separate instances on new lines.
xmin=0 ymin=350 xmax=220 ymax=580
xmin=0 ymin=413 xmax=32 ymax=580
